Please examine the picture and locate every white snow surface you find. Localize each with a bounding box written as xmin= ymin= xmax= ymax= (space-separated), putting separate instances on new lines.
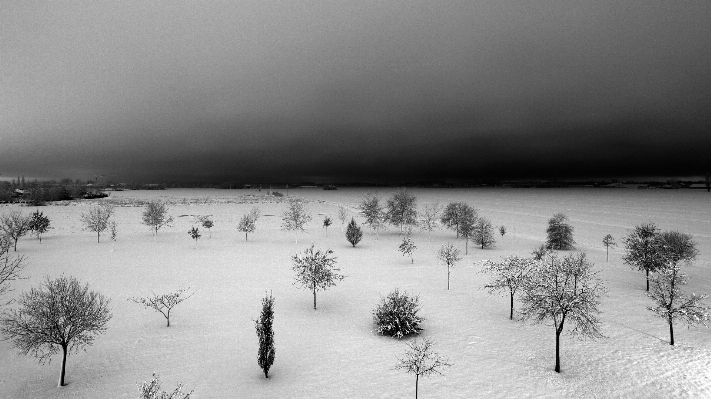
xmin=1 ymin=188 xmax=709 ymax=398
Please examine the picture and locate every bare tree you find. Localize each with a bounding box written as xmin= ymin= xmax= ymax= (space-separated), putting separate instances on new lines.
xmin=238 ymin=214 xmax=256 ymax=241
xmin=80 ymin=203 xmax=115 ymax=243
xmin=0 ymin=253 xmax=27 ymax=305
xmin=281 ymin=198 xmax=312 ymax=243
xmin=255 ymin=292 xmax=276 ymax=378
xmin=440 ymin=202 xmax=476 ymax=239
xmin=546 ymin=213 xmax=575 ymax=250
xmin=459 ymin=216 xmax=475 ymax=255
xmin=648 ymin=231 xmax=708 ymax=345
xmin=138 ymin=373 xmax=193 ymax=399
xmin=395 ymin=338 xmax=452 ymax=399
xmin=142 ymin=200 xmax=174 ymax=236
xmin=622 ymin=222 xmax=663 ymax=291
xmin=0 ymin=275 xmax=112 ymax=386
xmin=399 ymin=236 xmax=417 ymax=263
xmin=473 ymin=217 xmax=496 ymax=249
xmin=29 ymin=210 xmax=51 ymax=243
xmin=419 ymin=202 xmax=441 ymax=241
xmin=482 ymin=256 xmax=536 ymax=320
xmin=360 ymin=192 xmax=386 ymax=239
xmin=129 ymin=288 xmax=193 ymax=327
xmin=499 ymin=225 xmax=507 ymax=238
xmin=323 ymin=216 xmax=332 ymax=235
xmin=385 ymin=189 xmax=418 ymax=234
xmin=291 ymin=245 xmax=344 ymax=309
xmin=437 ymin=243 xmax=461 ymax=290
xmin=519 ymin=252 xmax=606 ymax=373
xmin=531 ymin=244 xmax=551 ymax=261
xmin=602 ymin=234 xmax=616 ymax=262
xmin=337 ymin=206 xmax=348 ymax=232
xmin=0 ymin=211 xmax=32 ymax=251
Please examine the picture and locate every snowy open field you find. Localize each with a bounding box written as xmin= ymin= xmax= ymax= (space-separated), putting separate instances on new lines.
xmin=1 ymin=187 xmax=710 ymax=398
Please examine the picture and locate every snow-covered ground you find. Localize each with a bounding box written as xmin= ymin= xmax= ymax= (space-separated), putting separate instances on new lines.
xmin=1 ymin=188 xmax=709 ymax=398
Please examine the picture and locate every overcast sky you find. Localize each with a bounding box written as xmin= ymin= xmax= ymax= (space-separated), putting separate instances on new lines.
xmin=2 ymin=1 xmax=710 ymax=183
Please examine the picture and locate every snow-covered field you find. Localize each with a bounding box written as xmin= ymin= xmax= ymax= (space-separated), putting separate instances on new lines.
xmin=1 ymin=187 xmax=710 ymax=398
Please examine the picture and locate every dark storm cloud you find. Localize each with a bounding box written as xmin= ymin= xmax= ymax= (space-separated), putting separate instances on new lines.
xmin=1 ymin=1 xmax=709 ymax=182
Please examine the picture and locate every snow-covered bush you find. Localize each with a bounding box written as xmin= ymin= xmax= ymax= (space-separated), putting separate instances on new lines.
xmin=373 ymin=289 xmax=423 ymax=339
xmin=138 ymin=373 xmax=192 ymax=399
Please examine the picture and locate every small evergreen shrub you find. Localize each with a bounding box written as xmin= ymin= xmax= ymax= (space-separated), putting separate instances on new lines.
xmin=346 ymin=218 xmax=363 ymax=247
xmin=373 ymin=289 xmax=423 ymax=339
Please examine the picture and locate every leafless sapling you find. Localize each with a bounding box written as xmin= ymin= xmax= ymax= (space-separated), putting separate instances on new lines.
xmin=129 ymin=288 xmax=193 ymax=327
xmin=0 ymin=211 xmax=32 ymax=251
xmin=137 ymin=373 xmax=193 ymax=399
xmin=238 ymin=213 xmax=256 ymax=241
xmin=255 ymin=292 xmax=276 ymax=378
xmin=323 ymin=216 xmax=332 ymax=235
xmin=0 ymin=275 xmax=112 ymax=387
xmin=337 ymin=206 xmax=348 ymax=232
xmin=622 ymin=222 xmax=664 ymax=291
xmin=360 ymin=192 xmax=386 ymax=239
xmin=519 ymin=252 xmax=606 ymax=373
xmin=437 ymin=243 xmax=461 ymax=290
xmin=281 ymin=198 xmax=312 ymax=243
xmin=482 ymin=256 xmax=536 ymax=320
xmin=499 ymin=225 xmax=506 ymax=238
xmin=291 ymin=245 xmax=344 ymax=310
xmin=395 ymin=337 xmax=451 ymax=399
xmin=80 ymin=203 xmax=115 ymax=243
xmin=142 ymin=200 xmax=174 ymax=236
xmin=602 ymin=234 xmax=616 ymax=262
xmin=399 ymin=236 xmax=417 ymax=263
xmin=647 ymin=231 xmax=708 ymax=345
xmin=419 ymin=202 xmax=441 ymax=241
xmin=531 ymin=244 xmax=550 ymax=261
xmin=459 ymin=216 xmax=475 ymax=255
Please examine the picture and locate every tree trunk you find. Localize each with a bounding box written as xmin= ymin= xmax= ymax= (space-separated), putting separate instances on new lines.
xmin=509 ymin=291 xmax=514 ymax=320
xmin=415 ymin=374 xmax=419 ymax=399
xmin=313 ymin=289 xmax=317 ymax=310
xmin=58 ymin=344 xmax=68 ymax=386
xmin=465 ymin=239 xmax=468 ymax=255
xmin=97 ymin=231 xmax=100 ymax=243
xmin=166 ymin=310 xmax=170 ymax=327
xmin=646 ymin=269 xmax=649 ymax=291
xmin=245 ymin=232 xmax=248 ymax=241
xmin=555 ymin=330 xmax=561 ymax=373
xmin=669 ymin=320 xmax=674 ymax=345
xmin=13 ymin=238 xmax=17 ymax=251
xmin=447 ymin=268 xmax=450 ymax=290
